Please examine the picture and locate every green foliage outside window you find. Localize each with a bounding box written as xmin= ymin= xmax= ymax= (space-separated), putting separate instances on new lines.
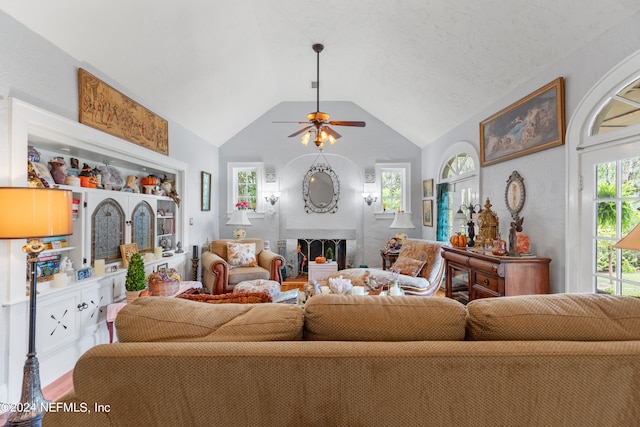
xmin=236 ymin=170 xmax=257 ymax=209
xmin=381 ymin=170 xmax=402 ymax=211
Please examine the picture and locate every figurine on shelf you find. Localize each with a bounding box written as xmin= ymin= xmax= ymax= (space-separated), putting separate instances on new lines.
xmin=27 ymin=161 xmax=45 ymax=188
xmin=509 ymin=216 xmax=524 ymax=257
xmin=49 ymin=157 xmax=68 ymax=185
xmin=161 ymin=176 xmax=181 ymax=206
xmin=123 ymin=175 xmax=140 ymax=193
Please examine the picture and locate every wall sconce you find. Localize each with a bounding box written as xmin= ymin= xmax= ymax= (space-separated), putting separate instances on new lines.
xmin=265 ymin=192 xmax=281 ymax=206
xmin=362 ymin=192 xmax=379 ymax=206
xmin=454 ymin=202 xmax=482 ymax=247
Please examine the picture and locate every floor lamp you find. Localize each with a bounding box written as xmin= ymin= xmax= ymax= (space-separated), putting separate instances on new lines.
xmin=0 ymin=187 xmax=73 ymax=427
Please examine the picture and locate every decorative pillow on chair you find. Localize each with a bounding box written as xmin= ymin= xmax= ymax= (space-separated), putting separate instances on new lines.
xmin=391 ymin=257 xmax=427 ymax=277
xmin=227 ymin=242 xmax=257 ymax=267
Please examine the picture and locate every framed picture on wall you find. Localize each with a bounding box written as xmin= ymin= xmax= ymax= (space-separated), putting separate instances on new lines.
xmin=480 ymin=77 xmax=565 ymax=167
xmin=201 ymin=171 xmax=211 ymax=211
xmin=423 ymin=179 xmax=434 ymax=198
xmin=423 ymin=200 xmax=433 ymax=227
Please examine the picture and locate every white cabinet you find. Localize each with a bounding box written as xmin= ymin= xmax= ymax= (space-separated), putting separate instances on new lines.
xmin=1 ymin=98 xmax=189 ymax=403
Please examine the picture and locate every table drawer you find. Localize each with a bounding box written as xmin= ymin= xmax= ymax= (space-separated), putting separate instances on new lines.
xmin=474 ymin=272 xmax=500 ymax=293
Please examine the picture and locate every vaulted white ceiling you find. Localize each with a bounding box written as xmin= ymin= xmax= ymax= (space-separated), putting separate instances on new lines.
xmin=1 ymin=1 xmax=638 ymax=147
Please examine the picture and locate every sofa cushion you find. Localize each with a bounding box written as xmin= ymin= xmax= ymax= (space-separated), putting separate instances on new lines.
xmin=115 ymin=296 xmax=303 ymax=342
xmin=304 ymin=295 xmax=467 ymax=341
xmin=466 ymin=293 xmax=640 ymax=341
xmin=391 ymin=257 xmax=427 ymax=277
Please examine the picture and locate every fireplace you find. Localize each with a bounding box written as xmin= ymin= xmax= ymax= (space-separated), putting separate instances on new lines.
xmin=297 ymin=239 xmax=346 ymax=273
xmin=285 ymin=228 xmax=356 ymax=277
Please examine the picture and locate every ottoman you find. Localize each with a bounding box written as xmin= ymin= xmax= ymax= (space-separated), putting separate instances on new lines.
xmin=234 ymin=279 xmax=281 ymax=300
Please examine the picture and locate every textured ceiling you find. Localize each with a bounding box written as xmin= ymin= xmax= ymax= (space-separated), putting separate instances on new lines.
xmin=1 ymin=0 xmax=639 ymax=147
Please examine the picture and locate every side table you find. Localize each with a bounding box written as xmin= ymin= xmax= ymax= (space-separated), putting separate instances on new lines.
xmin=308 ymin=261 xmax=338 ymax=282
xmin=380 ymin=250 xmax=399 ymax=270
xmin=106 ymin=280 xmax=202 ymax=343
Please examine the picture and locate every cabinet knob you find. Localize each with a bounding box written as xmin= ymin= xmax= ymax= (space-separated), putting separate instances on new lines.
xmin=483 ymin=278 xmax=490 ymax=286
xmin=77 ymin=302 xmax=88 ymax=311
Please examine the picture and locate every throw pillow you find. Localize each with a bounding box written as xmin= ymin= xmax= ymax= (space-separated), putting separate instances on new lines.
xmin=227 ymin=242 xmax=257 ymax=267
xmin=177 ymin=291 xmax=272 ymax=304
xmin=390 ymin=257 xmax=427 ymax=277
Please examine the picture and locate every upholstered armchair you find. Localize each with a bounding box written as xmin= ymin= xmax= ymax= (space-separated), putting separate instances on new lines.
xmin=201 ymin=238 xmax=284 ymax=295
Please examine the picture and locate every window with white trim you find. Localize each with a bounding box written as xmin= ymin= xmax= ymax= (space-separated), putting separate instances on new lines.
xmin=439 ymin=151 xmax=477 ymax=237
xmin=375 ymin=163 xmax=411 ymax=213
xmin=227 ymin=162 xmax=263 ymax=213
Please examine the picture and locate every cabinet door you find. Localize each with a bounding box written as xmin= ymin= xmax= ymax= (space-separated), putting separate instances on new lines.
xmin=79 ymin=283 xmax=112 ymax=335
xmin=86 ymin=193 xmax=157 ymax=264
xmin=36 ymin=292 xmax=81 ymax=354
xmin=445 ymin=263 xmax=470 ymax=300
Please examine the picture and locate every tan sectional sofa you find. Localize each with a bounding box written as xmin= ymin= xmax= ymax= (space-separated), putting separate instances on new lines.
xmin=44 ymin=293 xmax=640 ymax=426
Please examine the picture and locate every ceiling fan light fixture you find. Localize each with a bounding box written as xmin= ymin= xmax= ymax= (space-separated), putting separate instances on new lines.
xmin=278 ymin=43 xmax=365 ymax=150
xmin=301 ymin=131 xmax=311 ymax=146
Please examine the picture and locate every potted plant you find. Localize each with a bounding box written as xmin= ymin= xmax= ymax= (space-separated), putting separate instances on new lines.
xmin=325 ymin=247 xmax=334 ymax=263
xmin=125 ymin=253 xmax=146 ymax=302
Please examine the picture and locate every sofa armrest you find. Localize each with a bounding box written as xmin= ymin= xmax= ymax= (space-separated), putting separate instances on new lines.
xmin=258 ymin=249 xmax=285 ymax=283
xmin=201 ymin=251 xmax=228 ymax=294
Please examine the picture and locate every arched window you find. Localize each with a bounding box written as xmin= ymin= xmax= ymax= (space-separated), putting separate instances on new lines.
xmin=567 ymin=52 xmax=640 ymax=296
xmin=591 ymin=77 xmax=640 ymax=135
xmin=437 ymin=143 xmax=479 ymax=240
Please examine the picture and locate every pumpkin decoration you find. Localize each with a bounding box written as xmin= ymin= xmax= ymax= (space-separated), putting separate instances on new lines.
xmin=449 ymin=233 xmax=468 ymax=248
xmin=315 ymin=256 xmax=326 ymax=264
xmin=141 ymin=176 xmax=158 ymax=186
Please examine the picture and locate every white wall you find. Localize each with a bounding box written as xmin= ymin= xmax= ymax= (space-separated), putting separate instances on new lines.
xmin=421 ymin=10 xmax=640 ymax=293
xmin=219 ymin=100 xmax=423 ymax=268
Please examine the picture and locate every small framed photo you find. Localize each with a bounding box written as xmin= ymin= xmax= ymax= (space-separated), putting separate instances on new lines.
xmin=157 ymin=263 xmax=168 ymax=273
xmin=76 ymin=267 xmax=92 ymax=281
xmin=120 ymin=243 xmax=139 ymax=268
xmin=422 ymin=179 xmax=434 ymax=198
xmin=422 ymin=200 xmax=433 ymax=227
xmin=201 ymin=171 xmax=211 ymax=211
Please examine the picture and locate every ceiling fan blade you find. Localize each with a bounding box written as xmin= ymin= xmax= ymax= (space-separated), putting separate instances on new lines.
xmin=273 ymin=121 xmax=309 ymax=124
xmin=328 ymin=120 xmax=366 ymax=127
xmin=324 ymin=126 xmax=342 ymax=140
xmin=288 ymin=125 xmax=312 ymax=137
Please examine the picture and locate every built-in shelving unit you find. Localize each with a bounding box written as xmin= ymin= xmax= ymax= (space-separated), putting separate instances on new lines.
xmin=1 ymin=98 xmax=189 ymax=403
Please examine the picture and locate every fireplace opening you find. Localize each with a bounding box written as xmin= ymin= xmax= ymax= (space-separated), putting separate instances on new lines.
xmin=297 ymin=239 xmax=346 ymax=274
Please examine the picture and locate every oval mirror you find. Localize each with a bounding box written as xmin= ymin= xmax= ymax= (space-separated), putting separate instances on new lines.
xmin=303 ymin=163 xmax=339 ymax=213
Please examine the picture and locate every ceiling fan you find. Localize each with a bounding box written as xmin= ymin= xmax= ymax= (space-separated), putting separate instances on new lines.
xmin=276 ymin=43 xmax=366 ymax=149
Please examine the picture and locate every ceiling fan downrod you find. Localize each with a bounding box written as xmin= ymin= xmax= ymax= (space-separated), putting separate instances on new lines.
xmin=312 ymin=43 xmax=324 ymax=113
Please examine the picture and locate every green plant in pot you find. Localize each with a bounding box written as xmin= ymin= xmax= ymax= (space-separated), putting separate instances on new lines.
xmin=125 ymin=253 xmax=146 ymax=302
xmin=325 ymin=247 xmax=334 ymax=263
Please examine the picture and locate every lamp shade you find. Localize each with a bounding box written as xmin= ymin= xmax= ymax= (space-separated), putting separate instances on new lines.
xmin=226 ymin=210 xmax=251 ymax=226
xmin=389 ymin=212 xmax=415 ymax=229
xmin=615 ymin=223 xmax=640 ymax=251
xmin=0 ymin=187 xmax=73 ymax=239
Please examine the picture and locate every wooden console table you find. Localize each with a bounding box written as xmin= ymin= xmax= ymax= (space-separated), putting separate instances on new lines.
xmin=441 ymin=246 xmax=550 ymax=302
